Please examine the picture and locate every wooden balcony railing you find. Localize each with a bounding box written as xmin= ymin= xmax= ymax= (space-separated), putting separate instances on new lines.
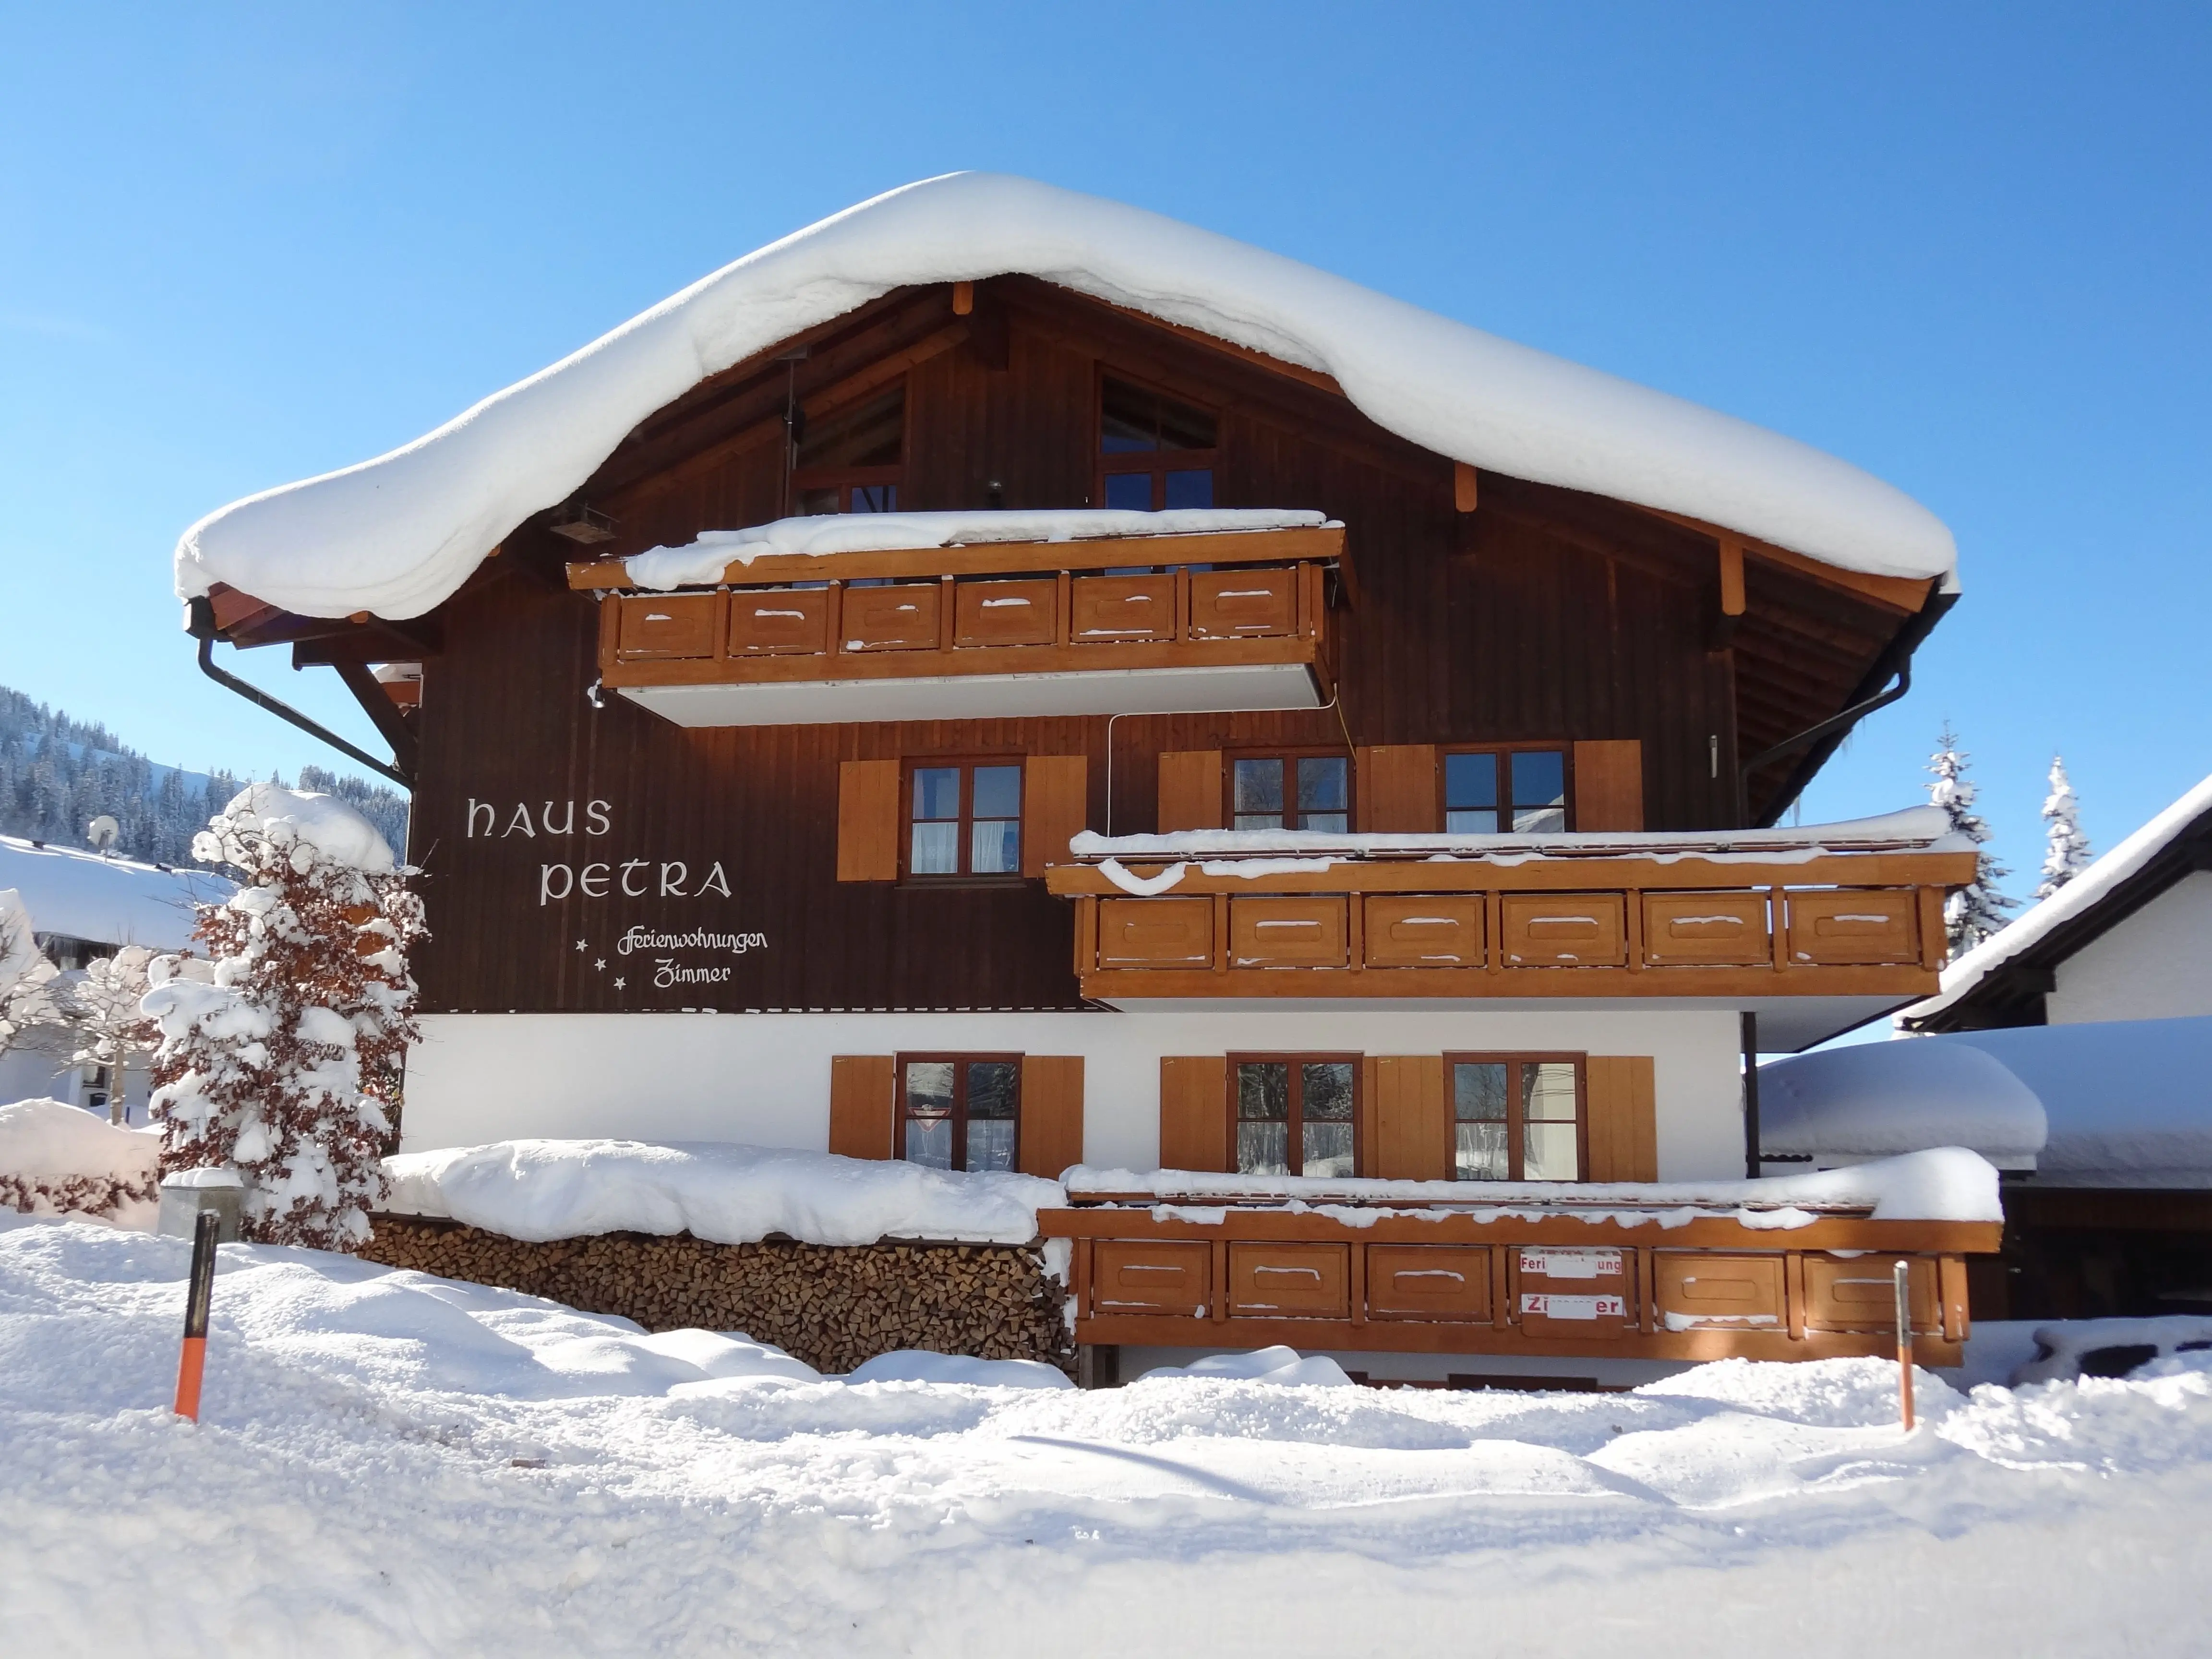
xmin=1044 ymin=1197 xmax=1993 ymax=1364
xmin=566 ymin=526 xmax=1346 ymax=699
xmin=1045 ymin=845 xmax=1977 ymax=1000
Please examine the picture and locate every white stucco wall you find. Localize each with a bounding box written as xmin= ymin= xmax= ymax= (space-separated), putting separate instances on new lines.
xmin=401 ymin=1007 xmax=1747 ymax=1180
xmin=2047 ymin=871 xmax=2212 ymax=1025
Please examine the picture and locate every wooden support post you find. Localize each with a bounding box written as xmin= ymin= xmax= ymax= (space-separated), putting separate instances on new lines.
xmin=1624 ymin=888 xmax=1646 ymax=972
xmin=952 ymin=280 xmax=974 ymax=316
xmin=1214 ymin=893 xmax=1230 ymax=973
xmin=1211 ymin=1239 xmax=1229 ymax=1323
xmin=1490 ymin=1244 xmax=1511 ymax=1331
xmin=1055 ymin=570 xmax=1073 ymax=646
xmin=1719 ymin=537 xmax=1746 ymax=616
xmin=1454 ymin=462 xmax=1479 ymax=513
xmin=1785 ymin=1249 xmax=1806 ymax=1341
xmin=1349 ymin=1242 xmax=1368 ymax=1327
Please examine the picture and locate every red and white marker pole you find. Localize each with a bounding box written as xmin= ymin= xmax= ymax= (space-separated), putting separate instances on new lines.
xmin=1894 ymin=1258 xmax=1916 ymax=1433
xmin=173 ymin=1209 xmax=220 ymax=1421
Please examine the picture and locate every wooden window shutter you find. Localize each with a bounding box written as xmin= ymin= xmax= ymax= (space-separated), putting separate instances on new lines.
xmin=1158 ymin=1055 xmax=1229 ymax=1172
xmin=1156 ymin=750 xmax=1224 ymax=832
xmin=836 ymin=758 xmax=902 ymax=881
xmin=1370 ymin=1055 xmax=1449 ymax=1180
xmin=1356 ymin=745 xmax=1440 ymax=833
xmin=1585 ymin=1056 xmax=1658 ymax=1182
xmin=1572 ymin=740 xmax=1645 ymax=832
xmin=1019 ymin=1055 xmax=1085 ymax=1178
xmin=829 ymin=1055 xmax=896 ymax=1159
xmin=1022 ymin=756 xmax=1090 ymax=878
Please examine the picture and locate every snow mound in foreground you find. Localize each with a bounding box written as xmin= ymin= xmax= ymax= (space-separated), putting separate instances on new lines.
xmin=383 ymin=1138 xmax=1064 ymax=1247
xmin=0 ymin=1099 xmax=159 ymax=1229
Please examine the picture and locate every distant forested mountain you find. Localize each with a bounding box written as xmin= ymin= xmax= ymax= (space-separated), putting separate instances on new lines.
xmin=0 ymin=685 xmax=409 ymax=866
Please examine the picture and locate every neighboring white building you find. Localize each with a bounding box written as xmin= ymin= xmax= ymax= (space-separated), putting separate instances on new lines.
xmin=0 ymin=835 xmax=229 ymax=1120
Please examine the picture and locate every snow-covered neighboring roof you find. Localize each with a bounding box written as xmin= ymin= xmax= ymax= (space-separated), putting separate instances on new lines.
xmin=1905 ymin=771 xmax=2212 ymax=1025
xmin=174 ymin=173 xmax=1958 ymax=622
xmin=1757 ymin=1040 xmax=2048 ymax=1165
xmin=624 ymin=507 xmax=1336 ymax=589
xmin=1947 ymin=1018 xmax=2212 ymax=1188
xmin=0 ymin=837 xmax=228 ymax=952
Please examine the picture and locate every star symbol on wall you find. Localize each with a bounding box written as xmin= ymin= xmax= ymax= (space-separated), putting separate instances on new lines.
xmin=574 ymin=939 xmax=587 ymax=952
xmin=612 ymin=977 xmax=625 ymax=990
xmin=593 ymin=958 xmax=605 ymax=972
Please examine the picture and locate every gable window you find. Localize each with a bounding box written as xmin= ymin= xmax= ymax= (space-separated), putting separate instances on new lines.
xmin=1445 ymin=748 xmax=1568 ymax=834
xmin=1447 ymin=1054 xmax=1583 ymax=1181
xmin=908 ymin=760 xmax=1022 ymax=877
xmin=1233 ymin=1055 xmax=1359 ymax=1177
xmin=899 ymin=1054 xmax=1020 ymax=1171
xmin=1231 ymin=752 xmax=1349 ymax=832
xmin=794 ymin=385 xmax=904 ymax=515
xmin=1098 ymin=375 xmax=1217 ymax=511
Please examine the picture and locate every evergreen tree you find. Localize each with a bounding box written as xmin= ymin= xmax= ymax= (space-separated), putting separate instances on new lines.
xmin=1927 ymin=722 xmax=2017 ymax=957
xmin=143 ymin=784 xmax=426 ymax=1250
xmin=2035 ymin=757 xmax=2094 ymax=900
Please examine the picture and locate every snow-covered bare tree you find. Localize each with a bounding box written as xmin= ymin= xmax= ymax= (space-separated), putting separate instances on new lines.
xmin=2035 ymin=756 xmax=2094 ymax=901
xmin=1927 ymin=723 xmax=2017 ymax=958
xmin=0 ymin=887 xmax=65 ymax=1066
xmin=142 ymin=784 xmax=426 ymax=1250
xmin=55 ymin=946 xmax=160 ymax=1124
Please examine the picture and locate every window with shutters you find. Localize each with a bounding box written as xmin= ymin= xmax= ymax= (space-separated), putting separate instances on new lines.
xmin=1098 ymin=374 xmax=1218 ymax=511
xmin=793 ymin=385 xmax=904 ymax=514
xmin=1229 ymin=751 xmax=1351 ymax=832
xmin=906 ymin=759 xmax=1023 ymax=879
xmin=1445 ymin=1053 xmax=1585 ymax=1181
xmin=1443 ymin=747 xmax=1569 ymax=834
xmin=898 ymin=1053 xmax=1021 ymax=1172
xmin=1230 ymin=1054 xmax=1360 ymax=1177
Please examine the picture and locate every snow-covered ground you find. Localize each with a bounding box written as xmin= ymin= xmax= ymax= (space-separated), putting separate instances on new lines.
xmin=6 ymin=1215 xmax=2211 ymax=1656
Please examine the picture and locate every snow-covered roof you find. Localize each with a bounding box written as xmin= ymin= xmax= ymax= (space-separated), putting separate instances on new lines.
xmin=173 ymin=173 xmax=1958 ymax=623
xmin=1905 ymin=772 xmax=2212 ymax=1026
xmin=0 ymin=837 xmax=228 ymax=952
xmin=1757 ymin=1040 xmax=2048 ymax=1166
xmin=1761 ymin=1018 xmax=2212 ymax=1188
xmin=623 ymin=508 xmax=1336 ymax=589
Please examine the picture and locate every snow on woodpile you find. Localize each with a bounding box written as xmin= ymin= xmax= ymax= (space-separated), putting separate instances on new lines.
xmin=1907 ymin=770 xmax=2212 ymax=1023
xmin=1758 ymin=1040 xmax=2048 ymax=1166
xmin=173 ymin=173 xmax=1956 ymax=622
xmin=1067 ymin=1148 xmax=2003 ymax=1225
xmin=1946 ymin=1017 xmax=2212 ymax=1187
xmin=0 ymin=1098 xmax=159 ymax=1228
xmin=382 ymin=1139 xmax=1064 ymax=1247
xmin=624 ymin=507 xmax=1336 ymax=589
xmin=0 ymin=836 xmax=228 ymax=951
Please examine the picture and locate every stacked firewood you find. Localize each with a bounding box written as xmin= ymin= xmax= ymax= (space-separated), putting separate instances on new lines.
xmin=362 ymin=1218 xmax=1072 ymax=1376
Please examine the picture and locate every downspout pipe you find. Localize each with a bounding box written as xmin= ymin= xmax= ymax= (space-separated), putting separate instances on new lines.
xmin=186 ymin=598 xmax=412 ymax=790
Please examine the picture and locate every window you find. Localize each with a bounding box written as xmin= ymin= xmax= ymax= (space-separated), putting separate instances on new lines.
xmin=793 ymin=385 xmax=903 ymax=515
xmin=1444 ymin=748 xmax=1568 ymax=834
xmin=907 ymin=760 xmax=1022 ymax=877
xmin=1232 ymin=1055 xmax=1359 ymax=1177
xmin=1447 ymin=1054 xmax=1584 ymax=1181
xmin=1098 ymin=375 xmax=1217 ymax=511
xmin=1231 ymin=752 xmax=1349 ymax=832
xmin=898 ymin=1054 xmax=1020 ymax=1172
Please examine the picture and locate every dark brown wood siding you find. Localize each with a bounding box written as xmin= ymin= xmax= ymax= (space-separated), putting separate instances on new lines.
xmin=405 ymin=277 xmax=1912 ymax=1014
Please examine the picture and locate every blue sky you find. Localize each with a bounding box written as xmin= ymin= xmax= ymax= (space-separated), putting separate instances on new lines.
xmin=4 ymin=3 xmax=2207 ymax=896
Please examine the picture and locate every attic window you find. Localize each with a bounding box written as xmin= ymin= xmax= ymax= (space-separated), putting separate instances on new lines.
xmin=1099 ymin=375 xmax=1216 ymax=511
xmin=795 ymin=385 xmax=904 ymax=514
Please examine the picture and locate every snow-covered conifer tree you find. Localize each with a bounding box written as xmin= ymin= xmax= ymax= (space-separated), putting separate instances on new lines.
xmin=1927 ymin=723 xmax=2016 ymax=957
xmin=2035 ymin=756 xmax=2094 ymax=900
xmin=142 ymin=784 xmax=425 ymax=1250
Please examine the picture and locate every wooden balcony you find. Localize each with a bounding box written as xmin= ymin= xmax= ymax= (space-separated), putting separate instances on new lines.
xmin=566 ymin=526 xmax=1346 ymax=726
xmin=1045 ymin=1195 xmax=1993 ymax=1364
xmin=1046 ymin=842 xmax=1977 ymax=1019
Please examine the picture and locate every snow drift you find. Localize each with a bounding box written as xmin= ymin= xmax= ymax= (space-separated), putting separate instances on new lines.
xmin=173 ymin=173 xmax=1956 ymax=622
xmin=382 ymin=1139 xmax=1064 ymax=1247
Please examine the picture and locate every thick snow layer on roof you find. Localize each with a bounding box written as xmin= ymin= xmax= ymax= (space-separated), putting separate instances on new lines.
xmin=174 ymin=173 xmax=1956 ymax=622
xmin=624 ymin=507 xmax=1335 ymax=589
xmin=382 ymin=1138 xmax=1062 ymax=1247
xmin=1947 ymin=1018 xmax=2212 ymax=1187
xmin=0 ymin=1097 xmax=158 ymax=1185
xmin=1757 ymin=1041 xmax=2047 ymax=1161
xmin=1067 ymin=1148 xmax=2001 ymax=1224
xmin=1907 ymin=771 xmax=2212 ymax=1023
xmin=213 ymin=783 xmax=396 ymax=876
xmin=0 ymin=837 xmax=227 ymax=951
xmin=1073 ymin=806 xmax=1963 ymax=884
